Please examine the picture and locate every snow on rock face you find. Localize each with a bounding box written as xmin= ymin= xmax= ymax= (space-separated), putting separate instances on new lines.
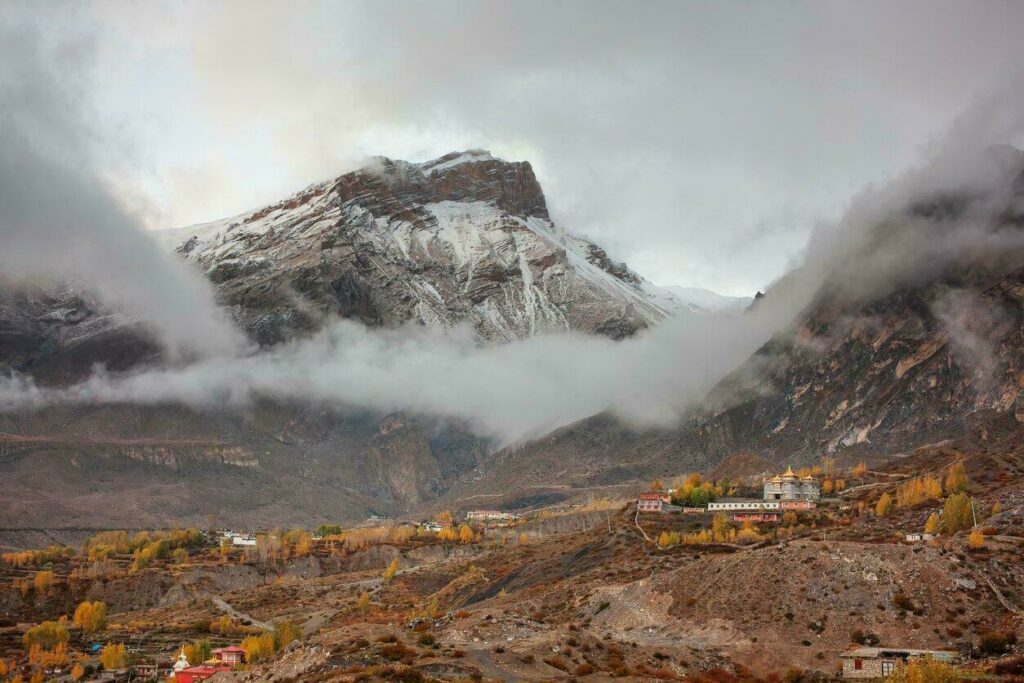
xmin=159 ymin=151 xmax=690 ymax=343
xmin=664 ymin=286 xmax=752 ymax=312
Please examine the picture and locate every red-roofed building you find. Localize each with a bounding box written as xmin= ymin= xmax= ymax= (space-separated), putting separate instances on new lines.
xmin=175 ymin=664 xmax=232 ymax=683
xmin=638 ymin=492 xmax=664 ymax=513
xmin=213 ymin=646 xmax=245 ymax=666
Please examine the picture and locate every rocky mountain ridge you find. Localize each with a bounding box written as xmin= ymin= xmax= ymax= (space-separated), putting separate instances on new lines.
xmin=157 ymin=149 xmax=703 ymax=345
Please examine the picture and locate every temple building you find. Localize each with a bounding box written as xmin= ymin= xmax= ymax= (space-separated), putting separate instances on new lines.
xmin=763 ymin=466 xmax=820 ymax=502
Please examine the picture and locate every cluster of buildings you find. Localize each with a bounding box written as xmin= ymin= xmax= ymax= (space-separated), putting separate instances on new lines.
xmin=172 ymin=645 xmax=246 ymax=683
xmin=465 ymin=510 xmax=521 ymax=524
xmin=220 ymin=530 xmax=257 ymax=547
xmin=637 ymin=466 xmax=821 ymax=521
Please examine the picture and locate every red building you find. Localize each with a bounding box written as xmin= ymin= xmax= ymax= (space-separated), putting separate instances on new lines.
xmin=212 ymin=646 xmax=245 ymax=666
xmin=780 ymin=500 xmax=816 ymax=510
xmin=638 ymin=492 xmax=664 ymax=513
xmin=175 ymin=664 xmax=233 ymax=683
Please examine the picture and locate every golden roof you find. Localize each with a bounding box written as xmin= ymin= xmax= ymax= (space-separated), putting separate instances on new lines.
xmin=784 ymin=465 xmax=796 ymax=477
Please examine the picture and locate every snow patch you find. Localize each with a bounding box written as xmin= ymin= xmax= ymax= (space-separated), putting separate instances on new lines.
xmin=418 ymin=149 xmax=494 ymax=175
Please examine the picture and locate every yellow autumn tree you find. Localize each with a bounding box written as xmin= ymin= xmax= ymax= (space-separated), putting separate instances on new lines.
xmin=357 ymin=591 xmax=371 ymax=614
xmin=382 ymin=557 xmax=399 ymax=584
xmin=821 ymin=479 xmax=834 ymax=495
xmin=875 ymin=493 xmax=893 ymax=517
xmin=22 ymin=620 xmax=69 ymax=649
xmin=183 ymin=640 xmax=211 ymax=664
xmin=852 ymin=462 xmax=868 ymax=478
xmin=458 ymin=525 xmax=475 ymax=544
xmin=210 ymin=615 xmax=237 ymax=635
xmin=736 ymin=520 xmax=761 ymax=545
xmin=33 ymin=570 xmax=55 ymax=594
xmin=944 ymin=462 xmax=967 ymax=494
xmin=887 ymin=658 xmax=959 ymax=683
xmin=71 ymin=662 xmax=85 ymax=680
xmin=820 ymin=456 xmax=836 ymax=477
xmin=219 ymin=538 xmax=231 ymax=562
xmin=896 ymin=476 xmax=943 ymax=507
xmin=28 ymin=642 xmax=68 ymax=668
xmin=100 ymin=643 xmax=127 ymax=670
xmin=968 ymin=529 xmax=985 ymax=549
xmin=924 ymin=513 xmax=941 ymax=535
xmin=73 ymin=600 xmax=108 ymax=633
xmin=240 ymin=633 xmax=275 ymax=663
xmin=834 ymin=478 xmax=846 ymax=491
xmin=711 ymin=512 xmax=731 ymax=542
xmin=991 ymin=500 xmax=1002 ymax=516
xmin=436 ymin=510 xmax=454 ymax=527
xmin=943 ymin=493 xmax=973 ymax=533
xmin=30 ymin=671 xmax=43 ymax=683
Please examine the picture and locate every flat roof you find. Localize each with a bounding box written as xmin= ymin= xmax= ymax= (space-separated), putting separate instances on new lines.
xmin=842 ymin=647 xmax=957 ymax=659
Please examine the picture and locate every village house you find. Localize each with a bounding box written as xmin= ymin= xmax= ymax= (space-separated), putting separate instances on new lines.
xmin=637 ymin=492 xmax=664 ymax=513
xmin=780 ymin=499 xmax=816 ymax=510
xmin=707 ymin=499 xmax=781 ymax=512
xmin=763 ymin=466 xmax=821 ymax=502
xmin=840 ymin=647 xmax=957 ymax=679
xmin=222 ymin=531 xmax=257 ymax=547
xmin=905 ymin=532 xmax=937 ymax=543
xmin=466 ymin=510 xmax=520 ymax=523
xmin=131 ymin=663 xmax=158 ymax=679
xmin=212 ymin=645 xmax=245 ymax=666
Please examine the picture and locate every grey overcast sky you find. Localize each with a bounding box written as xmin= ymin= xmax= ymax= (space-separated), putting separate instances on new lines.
xmin=6 ymin=0 xmax=1024 ymax=296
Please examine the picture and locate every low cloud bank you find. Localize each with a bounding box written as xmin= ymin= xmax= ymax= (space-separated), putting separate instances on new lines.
xmin=0 ymin=301 xmax=800 ymax=442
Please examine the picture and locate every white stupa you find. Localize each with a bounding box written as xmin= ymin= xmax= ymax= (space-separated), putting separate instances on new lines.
xmin=173 ymin=646 xmax=190 ymax=674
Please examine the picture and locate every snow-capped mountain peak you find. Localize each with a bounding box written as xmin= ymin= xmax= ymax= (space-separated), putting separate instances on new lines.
xmin=157 ymin=151 xmax=731 ymax=343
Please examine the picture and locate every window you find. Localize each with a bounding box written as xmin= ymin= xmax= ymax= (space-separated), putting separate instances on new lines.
xmin=854 ymin=659 xmax=862 ymax=670
xmin=881 ymin=661 xmax=894 ymax=675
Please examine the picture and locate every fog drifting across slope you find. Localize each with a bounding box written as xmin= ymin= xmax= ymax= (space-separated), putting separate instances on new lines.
xmin=0 ymin=27 xmax=245 ymax=360
xmin=2 ymin=59 xmax=1024 ymax=441
xmin=0 ymin=301 xmax=806 ymax=442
